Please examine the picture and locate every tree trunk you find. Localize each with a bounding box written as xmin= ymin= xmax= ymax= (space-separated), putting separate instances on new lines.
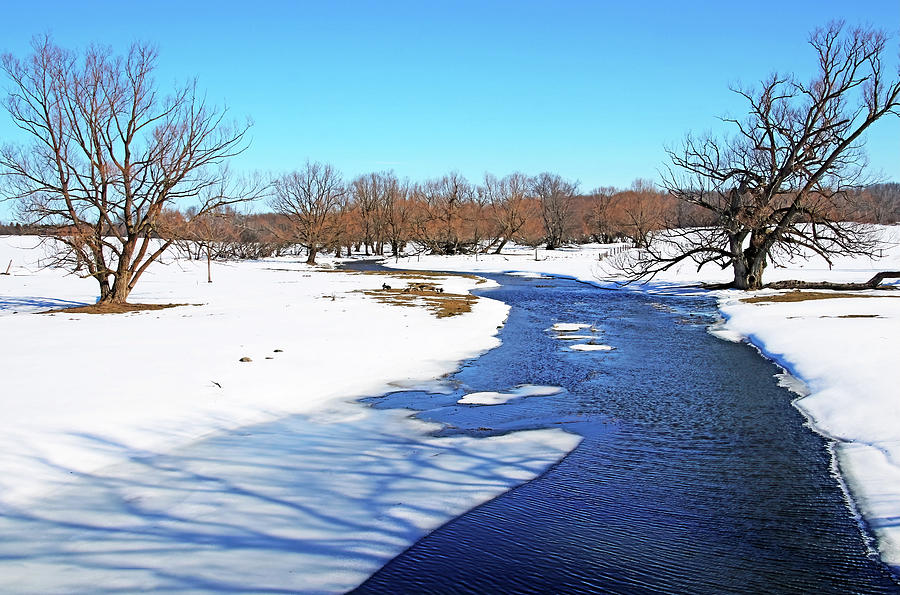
xmin=207 ymin=245 xmax=212 ymax=283
xmin=731 ymin=251 xmax=766 ymax=290
xmin=97 ymin=275 xmax=112 ymax=302
xmin=306 ymin=248 xmax=318 ymax=265
xmin=98 ymin=272 xmax=132 ymax=304
xmin=493 ymin=238 xmax=508 ymax=254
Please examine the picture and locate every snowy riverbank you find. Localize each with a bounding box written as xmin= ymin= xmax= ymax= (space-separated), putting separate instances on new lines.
xmin=0 ymin=236 xmax=580 ymax=592
xmin=385 ymin=226 xmax=900 ymax=569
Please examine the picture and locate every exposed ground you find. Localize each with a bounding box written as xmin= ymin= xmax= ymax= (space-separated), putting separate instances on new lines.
xmin=358 ymin=278 xmax=478 ymax=318
xmin=741 ymin=291 xmax=886 ymax=304
xmin=43 ymin=302 xmax=192 ymax=314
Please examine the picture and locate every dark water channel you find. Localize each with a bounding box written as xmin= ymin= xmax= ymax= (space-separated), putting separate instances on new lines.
xmin=351 ymin=271 xmax=900 ymax=594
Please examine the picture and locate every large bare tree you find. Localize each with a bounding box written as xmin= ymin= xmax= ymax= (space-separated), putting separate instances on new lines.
xmin=418 ymin=172 xmax=472 ymax=255
xmin=627 ymin=23 xmax=900 ymax=289
xmin=271 ymin=161 xmax=346 ymax=265
xmin=0 ymin=37 xmax=254 ymax=303
xmin=532 ymin=172 xmax=577 ymax=250
xmin=350 ymin=172 xmax=384 ymax=256
xmin=380 ymin=172 xmax=412 ymax=258
xmin=481 ymin=172 xmax=535 ymax=253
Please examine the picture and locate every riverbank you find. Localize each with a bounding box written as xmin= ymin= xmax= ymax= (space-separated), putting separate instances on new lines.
xmin=384 ymin=225 xmax=900 ymax=569
xmin=0 ymin=236 xmax=580 ymax=592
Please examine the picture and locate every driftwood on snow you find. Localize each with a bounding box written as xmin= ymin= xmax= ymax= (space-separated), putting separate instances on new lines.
xmin=765 ymin=271 xmax=900 ymax=291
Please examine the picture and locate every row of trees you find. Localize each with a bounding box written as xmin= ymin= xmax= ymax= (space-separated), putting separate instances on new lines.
xmin=164 ymin=171 xmax=899 ymax=275
xmin=161 ymin=172 xmax=705 ymax=268
xmin=0 ymin=22 xmax=897 ymax=301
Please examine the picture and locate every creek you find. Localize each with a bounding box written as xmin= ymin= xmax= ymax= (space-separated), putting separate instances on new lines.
xmin=353 ymin=271 xmax=900 ymax=594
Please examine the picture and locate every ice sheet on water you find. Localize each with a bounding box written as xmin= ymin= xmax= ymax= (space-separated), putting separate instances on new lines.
xmin=569 ymin=344 xmax=614 ymax=352
xmin=707 ymin=321 xmax=744 ymax=343
xmin=459 ymin=384 xmax=564 ymax=405
xmin=775 ymin=371 xmax=811 ymax=398
xmin=508 ymin=271 xmax=550 ymax=279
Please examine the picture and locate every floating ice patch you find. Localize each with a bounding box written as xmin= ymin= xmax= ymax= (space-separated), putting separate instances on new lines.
xmin=508 ymin=271 xmax=549 ymax=279
xmin=569 ymin=344 xmax=614 ymax=352
xmin=707 ymin=321 xmax=744 ymax=343
xmin=775 ymin=371 xmax=811 ymax=398
xmin=458 ymin=384 xmax=563 ymax=405
xmin=550 ymin=323 xmax=591 ymax=332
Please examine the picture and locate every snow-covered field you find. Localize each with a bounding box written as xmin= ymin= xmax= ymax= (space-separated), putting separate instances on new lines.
xmin=3 ymin=227 xmax=900 ymax=588
xmin=386 ymin=226 xmax=900 ymax=569
xmin=0 ymin=236 xmax=580 ymax=592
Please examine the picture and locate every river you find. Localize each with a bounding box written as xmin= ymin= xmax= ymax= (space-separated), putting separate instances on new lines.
xmin=352 ymin=271 xmax=900 ymax=594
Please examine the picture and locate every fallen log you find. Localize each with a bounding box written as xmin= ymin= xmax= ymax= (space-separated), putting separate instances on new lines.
xmin=766 ymin=271 xmax=900 ymax=291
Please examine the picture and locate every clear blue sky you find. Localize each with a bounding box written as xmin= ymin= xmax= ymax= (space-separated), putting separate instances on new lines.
xmin=0 ymin=1 xmax=898 ymax=220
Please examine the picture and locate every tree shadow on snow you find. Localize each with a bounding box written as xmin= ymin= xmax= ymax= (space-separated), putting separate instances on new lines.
xmin=0 ymin=409 xmax=561 ymax=593
xmin=0 ymin=296 xmax=89 ymax=312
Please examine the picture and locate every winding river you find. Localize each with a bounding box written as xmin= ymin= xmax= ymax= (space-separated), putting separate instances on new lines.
xmin=353 ymin=271 xmax=900 ymax=594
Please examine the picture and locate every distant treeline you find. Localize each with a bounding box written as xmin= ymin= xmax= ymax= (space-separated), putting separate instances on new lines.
xmin=164 ymin=178 xmax=900 ymax=262
xmin=0 ymin=221 xmax=35 ymax=235
xmin=2 ymin=180 xmax=898 ymax=262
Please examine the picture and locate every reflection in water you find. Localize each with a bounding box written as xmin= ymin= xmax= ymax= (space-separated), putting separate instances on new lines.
xmin=355 ymin=274 xmax=900 ymax=594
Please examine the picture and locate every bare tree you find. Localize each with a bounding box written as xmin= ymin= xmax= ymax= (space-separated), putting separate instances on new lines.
xmin=177 ymin=205 xmax=241 ymax=283
xmin=381 ymin=173 xmax=412 ymax=258
xmin=418 ymin=172 xmax=472 ymax=254
xmin=481 ymin=172 xmax=535 ymax=253
xmin=467 ymin=180 xmax=493 ymax=256
xmin=583 ymin=186 xmax=624 ymax=244
xmin=350 ymin=172 xmax=383 ymax=255
xmin=628 ymin=23 xmax=900 ymax=289
xmin=271 ymin=161 xmax=346 ymax=265
xmin=532 ymin=172 xmax=578 ymax=250
xmin=0 ymin=37 xmax=255 ymax=303
xmin=613 ymin=179 xmax=673 ymax=248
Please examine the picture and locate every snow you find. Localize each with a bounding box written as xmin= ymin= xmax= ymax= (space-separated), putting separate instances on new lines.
xmin=458 ymin=384 xmax=563 ymax=405
xmin=384 ymin=225 xmax=900 ymax=570
xmin=0 ymin=405 xmax=578 ymax=593
xmin=569 ymin=344 xmax=614 ymax=352
xmin=4 ymin=225 xmax=900 ymax=580
xmin=0 ymin=236 xmax=581 ymax=592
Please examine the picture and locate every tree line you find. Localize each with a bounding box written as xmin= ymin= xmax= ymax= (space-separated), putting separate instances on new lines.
xmin=156 ymin=172 xmax=698 ymax=267
xmin=151 ymin=176 xmax=900 ymax=270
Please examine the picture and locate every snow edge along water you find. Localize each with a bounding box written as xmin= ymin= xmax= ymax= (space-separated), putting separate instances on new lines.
xmin=382 ymin=245 xmax=900 ymax=577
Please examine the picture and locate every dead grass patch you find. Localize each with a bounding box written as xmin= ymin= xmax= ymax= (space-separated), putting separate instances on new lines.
xmin=360 ymin=286 xmax=477 ymax=318
xmin=43 ymin=302 xmax=194 ymax=315
xmin=743 ymin=291 xmax=884 ymax=304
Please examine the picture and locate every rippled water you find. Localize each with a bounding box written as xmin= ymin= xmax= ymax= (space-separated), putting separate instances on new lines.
xmin=353 ymin=273 xmax=900 ymax=594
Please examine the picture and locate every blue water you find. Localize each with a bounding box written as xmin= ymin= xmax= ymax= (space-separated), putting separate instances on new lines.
xmin=352 ymin=272 xmax=900 ymax=594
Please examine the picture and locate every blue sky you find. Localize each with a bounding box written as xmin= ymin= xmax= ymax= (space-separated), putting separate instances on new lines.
xmin=0 ymin=1 xmax=898 ymax=220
